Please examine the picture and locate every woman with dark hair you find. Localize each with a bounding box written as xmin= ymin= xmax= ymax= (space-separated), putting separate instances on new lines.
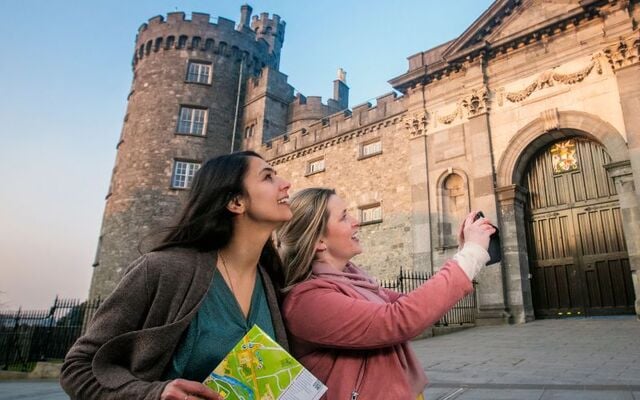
xmin=277 ymin=188 xmax=495 ymax=399
xmin=61 ymin=151 xmax=292 ymax=400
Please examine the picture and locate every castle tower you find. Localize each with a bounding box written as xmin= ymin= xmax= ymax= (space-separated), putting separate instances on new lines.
xmin=89 ymin=7 xmax=285 ymax=299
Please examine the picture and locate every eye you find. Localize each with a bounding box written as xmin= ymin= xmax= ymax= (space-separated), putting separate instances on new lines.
xmin=264 ymin=173 xmax=273 ymax=181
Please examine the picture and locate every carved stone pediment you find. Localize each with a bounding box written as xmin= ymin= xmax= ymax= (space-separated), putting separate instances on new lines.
xmin=484 ymin=0 xmax=580 ymax=44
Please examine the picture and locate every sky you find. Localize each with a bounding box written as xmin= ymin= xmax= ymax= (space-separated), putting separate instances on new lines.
xmin=0 ymin=0 xmax=493 ymax=310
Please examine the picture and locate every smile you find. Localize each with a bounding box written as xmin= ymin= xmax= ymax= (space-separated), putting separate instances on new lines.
xmin=277 ymin=197 xmax=290 ymax=205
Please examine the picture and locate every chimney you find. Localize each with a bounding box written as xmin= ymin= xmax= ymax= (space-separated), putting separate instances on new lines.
xmin=333 ymin=68 xmax=349 ymax=110
xmin=239 ymin=4 xmax=252 ymax=30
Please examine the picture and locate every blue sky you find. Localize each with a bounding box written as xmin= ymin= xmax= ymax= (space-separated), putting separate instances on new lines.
xmin=0 ymin=0 xmax=493 ymax=309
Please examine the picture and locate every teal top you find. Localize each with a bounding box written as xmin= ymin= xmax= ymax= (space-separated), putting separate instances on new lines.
xmin=164 ymin=268 xmax=276 ymax=382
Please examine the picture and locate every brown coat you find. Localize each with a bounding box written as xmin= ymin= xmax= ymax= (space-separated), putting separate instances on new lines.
xmin=60 ymin=247 xmax=288 ymax=400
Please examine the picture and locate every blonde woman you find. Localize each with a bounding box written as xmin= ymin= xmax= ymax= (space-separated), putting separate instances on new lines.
xmin=277 ymin=188 xmax=494 ymax=399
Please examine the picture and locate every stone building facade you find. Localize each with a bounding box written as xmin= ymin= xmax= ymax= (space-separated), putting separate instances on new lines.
xmin=90 ymin=0 xmax=640 ymax=323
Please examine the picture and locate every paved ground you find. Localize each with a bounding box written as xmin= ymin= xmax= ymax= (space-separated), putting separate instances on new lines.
xmin=0 ymin=380 xmax=67 ymax=400
xmin=0 ymin=316 xmax=638 ymax=399
xmin=418 ymin=315 xmax=640 ymax=399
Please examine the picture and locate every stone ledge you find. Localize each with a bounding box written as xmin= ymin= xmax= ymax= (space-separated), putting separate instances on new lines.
xmin=0 ymin=362 xmax=62 ymax=380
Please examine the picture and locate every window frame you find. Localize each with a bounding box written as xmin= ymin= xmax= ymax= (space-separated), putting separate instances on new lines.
xmin=185 ymin=60 xmax=212 ymax=85
xmin=171 ymin=159 xmax=201 ymax=189
xmin=176 ymin=106 xmax=208 ymax=136
xmin=305 ymin=157 xmax=325 ymax=176
xmin=358 ymin=139 xmax=383 ymax=160
xmin=359 ymin=203 xmax=383 ymax=226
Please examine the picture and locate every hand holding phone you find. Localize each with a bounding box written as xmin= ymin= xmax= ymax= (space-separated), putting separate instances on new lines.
xmin=473 ymin=211 xmax=502 ymax=265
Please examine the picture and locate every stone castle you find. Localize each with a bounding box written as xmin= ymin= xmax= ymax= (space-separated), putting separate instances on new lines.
xmin=90 ymin=0 xmax=640 ymax=323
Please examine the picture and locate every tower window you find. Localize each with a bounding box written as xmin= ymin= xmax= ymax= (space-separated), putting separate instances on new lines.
xmin=171 ymin=160 xmax=201 ymax=189
xmin=186 ymin=61 xmax=212 ymax=84
xmin=177 ymin=106 xmax=207 ymax=135
xmin=359 ymin=204 xmax=382 ymax=225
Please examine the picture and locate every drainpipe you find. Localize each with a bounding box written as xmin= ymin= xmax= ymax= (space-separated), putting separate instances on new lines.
xmin=230 ymin=57 xmax=244 ymax=153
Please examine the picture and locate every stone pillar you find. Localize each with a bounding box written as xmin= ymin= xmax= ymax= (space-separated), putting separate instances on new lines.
xmin=496 ymin=185 xmax=535 ymax=323
xmin=605 ymin=161 xmax=640 ymax=319
xmin=605 ymin=35 xmax=640 ymax=194
xmin=404 ymin=102 xmax=433 ymax=272
xmin=467 ymin=111 xmax=510 ymax=325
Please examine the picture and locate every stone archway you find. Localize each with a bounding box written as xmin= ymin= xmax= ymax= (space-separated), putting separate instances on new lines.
xmin=497 ymin=110 xmax=629 ymax=189
xmin=495 ymin=110 xmax=639 ymax=322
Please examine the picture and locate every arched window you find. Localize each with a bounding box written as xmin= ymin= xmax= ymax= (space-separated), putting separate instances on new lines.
xmin=440 ymin=172 xmax=469 ymax=247
xmin=204 ymin=38 xmax=214 ymax=51
xmin=218 ymin=42 xmax=227 ymax=55
xmin=154 ymin=37 xmax=163 ymax=52
xmin=177 ymin=35 xmax=188 ymax=49
xmin=165 ymin=36 xmax=175 ymax=49
xmin=191 ymin=36 xmax=201 ymax=49
xmin=145 ymin=40 xmax=152 ymax=55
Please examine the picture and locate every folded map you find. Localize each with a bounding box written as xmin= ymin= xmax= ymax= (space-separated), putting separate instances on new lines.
xmin=203 ymin=324 xmax=327 ymax=400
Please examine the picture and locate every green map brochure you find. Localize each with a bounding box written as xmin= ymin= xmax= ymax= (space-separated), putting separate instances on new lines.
xmin=203 ymin=325 xmax=327 ymax=400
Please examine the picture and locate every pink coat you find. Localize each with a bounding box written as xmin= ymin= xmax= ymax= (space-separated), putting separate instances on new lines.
xmin=282 ymin=261 xmax=474 ymax=399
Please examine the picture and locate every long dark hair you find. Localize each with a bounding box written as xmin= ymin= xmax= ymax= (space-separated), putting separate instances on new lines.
xmin=151 ymin=150 xmax=284 ymax=286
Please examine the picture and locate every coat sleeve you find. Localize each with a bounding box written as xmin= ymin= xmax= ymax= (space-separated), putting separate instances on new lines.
xmin=283 ymin=261 xmax=473 ymax=349
xmin=59 ymin=256 xmax=169 ymax=400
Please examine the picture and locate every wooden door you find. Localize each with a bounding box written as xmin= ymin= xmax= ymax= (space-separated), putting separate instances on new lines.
xmin=524 ymin=138 xmax=635 ymax=317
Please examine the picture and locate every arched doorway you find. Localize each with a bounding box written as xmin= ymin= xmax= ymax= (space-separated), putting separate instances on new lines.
xmin=523 ymin=136 xmax=635 ymax=318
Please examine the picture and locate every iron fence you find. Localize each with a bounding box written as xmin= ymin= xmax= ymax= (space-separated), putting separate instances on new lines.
xmin=0 ymin=297 xmax=101 ymax=372
xmin=379 ymin=268 xmax=478 ymax=326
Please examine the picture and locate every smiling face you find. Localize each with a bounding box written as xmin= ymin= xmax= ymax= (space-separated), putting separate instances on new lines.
xmin=316 ymin=194 xmax=362 ymax=269
xmin=239 ymin=156 xmax=292 ymax=227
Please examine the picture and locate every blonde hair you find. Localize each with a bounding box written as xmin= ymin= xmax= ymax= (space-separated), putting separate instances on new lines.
xmin=276 ymin=188 xmax=335 ymax=291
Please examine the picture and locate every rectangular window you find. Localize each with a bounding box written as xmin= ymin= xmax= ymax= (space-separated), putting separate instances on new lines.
xmin=172 ymin=161 xmax=201 ymax=189
xmin=360 ymin=140 xmax=382 ymax=159
xmin=306 ymin=158 xmax=325 ymax=175
xmin=360 ymin=204 xmax=382 ymax=225
xmin=177 ymin=107 xmax=207 ymax=135
xmin=186 ymin=61 xmax=212 ymax=84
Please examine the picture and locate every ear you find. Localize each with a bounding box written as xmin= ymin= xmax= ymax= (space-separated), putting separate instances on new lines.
xmin=226 ymin=195 xmax=246 ymax=215
xmin=315 ymin=239 xmax=327 ymax=252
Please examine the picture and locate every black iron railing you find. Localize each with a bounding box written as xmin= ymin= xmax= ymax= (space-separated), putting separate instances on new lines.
xmin=379 ymin=268 xmax=478 ymax=326
xmin=0 ymin=297 xmax=101 ymax=372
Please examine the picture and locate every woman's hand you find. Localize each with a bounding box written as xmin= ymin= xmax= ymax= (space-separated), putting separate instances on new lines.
xmin=160 ymin=379 xmax=223 ymax=400
xmin=458 ymin=211 xmax=496 ymax=250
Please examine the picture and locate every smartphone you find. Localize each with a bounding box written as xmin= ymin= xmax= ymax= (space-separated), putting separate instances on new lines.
xmin=473 ymin=211 xmax=502 ymax=265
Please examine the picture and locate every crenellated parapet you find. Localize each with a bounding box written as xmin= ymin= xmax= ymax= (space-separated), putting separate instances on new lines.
xmin=262 ymin=92 xmax=406 ymax=164
xmin=289 ymin=94 xmax=334 ymax=120
xmin=133 ymin=8 xmax=284 ymax=73
xmin=250 ymin=13 xmax=286 ymax=68
xmin=244 ymin=67 xmax=295 ymax=105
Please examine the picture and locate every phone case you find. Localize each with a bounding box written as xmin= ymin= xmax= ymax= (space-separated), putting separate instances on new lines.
xmin=473 ymin=211 xmax=502 ymax=265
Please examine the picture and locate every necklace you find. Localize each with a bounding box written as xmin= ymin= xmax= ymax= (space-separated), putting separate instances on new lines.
xmin=218 ymin=251 xmax=237 ymax=298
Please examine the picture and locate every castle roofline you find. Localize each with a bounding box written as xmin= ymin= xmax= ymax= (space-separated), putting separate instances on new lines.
xmin=388 ymin=0 xmax=605 ymax=93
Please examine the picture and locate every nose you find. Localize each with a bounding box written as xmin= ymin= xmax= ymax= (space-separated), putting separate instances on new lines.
xmin=350 ymin=215 xmax=359 ymax=227
xmin=279 ymin=176 xmax=291 ymax=192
